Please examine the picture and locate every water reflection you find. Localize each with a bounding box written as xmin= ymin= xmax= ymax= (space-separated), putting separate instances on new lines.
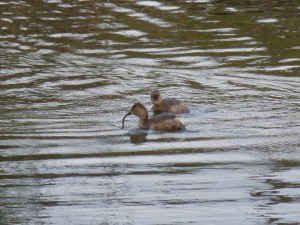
xmin=128 ymin=132 xmax=148 ymax=144
xmin=250 ymin=159 xmax=300 ymax=224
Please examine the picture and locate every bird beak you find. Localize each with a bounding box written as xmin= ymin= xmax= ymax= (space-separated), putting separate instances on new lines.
xmin=121 ymin=111 xmax=131 ymax=129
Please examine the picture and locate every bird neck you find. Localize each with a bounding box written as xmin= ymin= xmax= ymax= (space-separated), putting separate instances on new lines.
xmin=156 ymin=96 xmax=163 ymax=105
xmin=138 ymin=111 xmax=148 ymax=129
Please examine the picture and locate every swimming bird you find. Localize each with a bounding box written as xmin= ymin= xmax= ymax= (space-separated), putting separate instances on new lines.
xmin=122 ymin=102 xmax=185 ymax=131
xmin=151 ymin=91 xmax=190 ymax=113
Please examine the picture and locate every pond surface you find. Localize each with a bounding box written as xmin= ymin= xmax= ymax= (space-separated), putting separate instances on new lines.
xmin=1 ymin=0 xmax=300 ymax=224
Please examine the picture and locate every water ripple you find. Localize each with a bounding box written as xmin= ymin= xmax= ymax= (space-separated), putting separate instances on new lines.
xmin=1 ymin=1 xmax=300 ymax=224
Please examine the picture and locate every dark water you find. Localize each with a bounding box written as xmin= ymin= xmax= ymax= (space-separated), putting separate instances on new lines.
xmin=1 ymin=0 xmax=300 ymax=224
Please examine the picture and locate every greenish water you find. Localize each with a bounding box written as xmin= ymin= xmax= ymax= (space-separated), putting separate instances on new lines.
xmin=1 ymin=0 xmax=300 ymax=224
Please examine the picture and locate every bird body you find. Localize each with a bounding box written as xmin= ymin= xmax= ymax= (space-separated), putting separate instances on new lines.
xmin=122 ymin=103 xmax=185 ymax=131
xmin=151 ymin=91 xmax=189 ymax=113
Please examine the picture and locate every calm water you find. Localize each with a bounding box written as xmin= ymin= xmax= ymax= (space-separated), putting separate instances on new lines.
xmin=1 ymin=0 xmax=300 ymax=224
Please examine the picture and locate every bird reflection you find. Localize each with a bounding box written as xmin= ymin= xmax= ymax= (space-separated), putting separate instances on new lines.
xmin=128 ymin=132 xmax=148 ymax=144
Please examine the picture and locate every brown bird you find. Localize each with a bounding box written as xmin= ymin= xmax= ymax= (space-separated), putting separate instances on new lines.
xmin=122 ymin=102 xmax=185 ymax=131
xmin=151 ymin=91 xmax=189 ymax=113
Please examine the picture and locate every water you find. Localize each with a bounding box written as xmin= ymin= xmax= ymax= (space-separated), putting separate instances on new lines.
xmin=1 ymin=0 xmax=300 ymax=224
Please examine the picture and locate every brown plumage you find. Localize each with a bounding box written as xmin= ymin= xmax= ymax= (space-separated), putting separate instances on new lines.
xmin=122 ymin=102 xmax=185 ymax=131
xmin=151 ymin=91 xmax=189 ymax=113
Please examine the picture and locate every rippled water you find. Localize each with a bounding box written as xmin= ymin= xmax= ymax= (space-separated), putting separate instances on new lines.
xmin=1 ymin=0 xmax=300 ymax=224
